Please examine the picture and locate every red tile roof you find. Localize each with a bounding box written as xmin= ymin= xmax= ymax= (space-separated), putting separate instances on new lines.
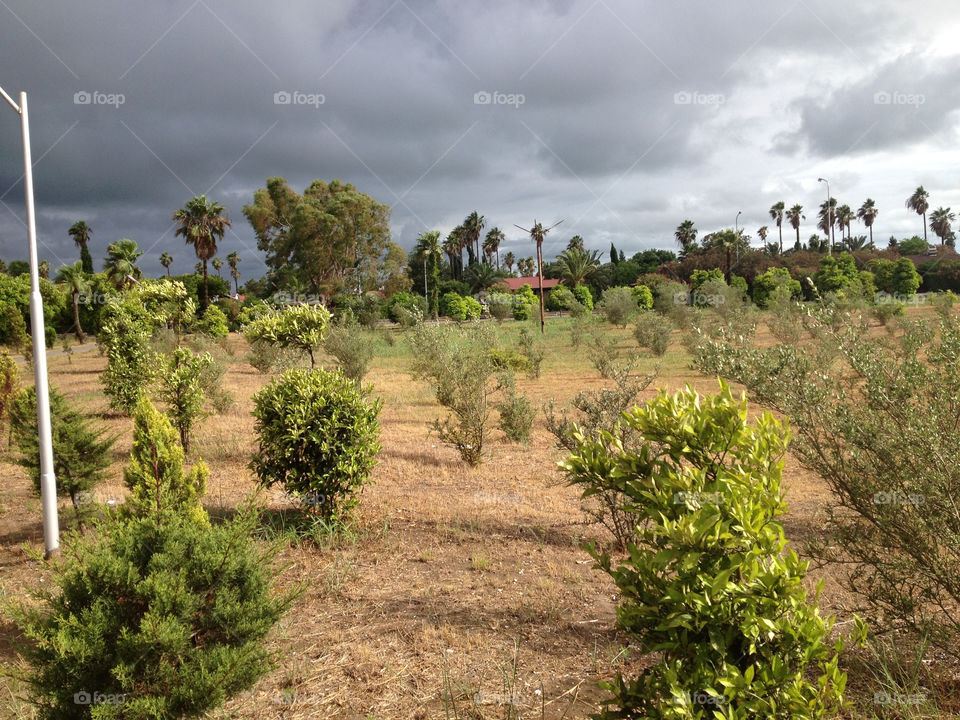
xmin=500 ymin=276 xmax=560 ymax=291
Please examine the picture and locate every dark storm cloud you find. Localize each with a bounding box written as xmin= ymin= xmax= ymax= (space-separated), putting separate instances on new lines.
xmin=0 ymin=0 xmax=955 ymax=275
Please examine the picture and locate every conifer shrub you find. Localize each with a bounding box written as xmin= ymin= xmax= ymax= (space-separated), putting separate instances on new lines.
xmin=10 ymin=385 xmax=114 ymax=524
xmin=251 ymin=369 xmax=382 ymax=519
xmin=561 ymin=383 xmax=860 ymax=718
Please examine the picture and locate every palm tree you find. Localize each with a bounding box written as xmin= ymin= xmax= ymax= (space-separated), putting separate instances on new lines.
xmin=556 ymin=247 xmax=601 ymax=287
xmin=817 ymin=197 xmax=838 ymax=250
xmin=930 ymin=207 xmax=956 ymax=246
xmin=464 ymin=262 xmax=508 ymax=293
xmin=906 ymin=186 xmax=930 ymax=242
xmin=56 ymin=261 xmax=90 ymax=343
xmin=415 ymin=230 xmax=443 ymax=318
xmin=483 ymin=227 xmax=505 ymax=267
xmin=856 ymin=199 xmax=879 ymax=246
xmin=447 ymin=225 xmax=467 ymax=279
xmin=160 ymin=252 xmax=173 ymax=276
xmin=514 ymin=220 xmax=563 ymax=333
xmin=442 ymin=233 xmax=460 ymax=279
xmin=674 ymin=220 xmax=697 ymax=252
xmin=566 ymin=235 xmax=585 ymax=252
xmin=835 ymin=205 xmax=854 ymax=241
xmin=786 ymin=204 xmax=805 ymax=248
xmin=173 ymin=195 xmax=231 ymax=310
xmin=503 ymin=251 xmax=516 ymax=275
xmin=212 ymin=257 xmax=223 ymax=278
xmin=462 ymin=211 xmax=485 ymax=266
xmin=226 ymin=251 xmax=241 ymax=294
xmin=769 ymin=202 xmax=785 ymax=254
xmin=519 ymin=257 xmax=535 ymax=276
xmin=104 ymin=239 xmax=143 ymax=288
xmin=757 ymin=226 xmax=769 ymax=244
xmin=844 ymin=235 xmax=870 ymax=251
xmin=68 ymin=221 xmax=94 ymax=273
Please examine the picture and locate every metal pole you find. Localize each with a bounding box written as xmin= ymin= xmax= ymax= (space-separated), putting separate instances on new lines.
xmin=18 ymin=91 xmax=59 ymax=558
xmin=819 ymin=177 xmax=831 ymax=256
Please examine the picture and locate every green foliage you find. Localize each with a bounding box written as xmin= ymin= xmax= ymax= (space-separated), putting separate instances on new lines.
xmin=897 ymin=236 xmax=927 ymax=255
xmin=12 ymin=506 xmax=295 ymax=719
xmin=633 ymin=310 xmax=673 ymax=356
xmin=517 ymin=327 xmax=544 ymax=378
xmin=251 ymin=368 xmax=382 ymax=519
xmin=631 ymin=284 xmax=653 ymax=310
xmin=337 ymin=291 xmax=383 ymax=328
xmin=512 ymin=284 xmax=537 ymax=321
xmin=546 ymin=285 xmax=575 ymax=311
xmin=814 ymin=252 xmax=860 ymax=295
xmin=890 ymin=257 xmax=922 ymax=296
xmin=323 ymin=324 xmax=374 ymax=381
xmin=441 ymin=291 xmax=469 ymax=321
xmin=0 ymin=349 xmax=18 ymax=441
xmin=572 ymin=283 xmax=593 ymax=311
xmin=9 ymin=386 xmax=114 ymax=521
xmin=195 ymin=304 xmax=229 ymax=338
xmin=487 ymin=292 xmax=514 ymax=321
xmin=386 ymin=291 xmax=427 ymax=323
xmin=690 ymin=310 xmax=960 ymax=660
xmin=410 ymin=322 xmax=497 ymax=465
xmin=496 ymin=375 xmax=535 ymax=443
xmin=544 ymin=364 xmax=654 ymax=549
xmin=154 ymin=347 xmax=213 ymax=453
xmin=562 ymin=383 xmax=856 ymax=718
xmin=489 ymin=347 xmax=531 ymax=374
xmin=730 ymin=274 xmax=748 ymax=295
xmin=752 ymin=267 xmax=801 ymax=309
xmin=870 ymin=300 xmax=905 ymax=326
xmin=690 ymin=268 xmax=724 ymax=293
xmin=599 ymin=286 xmax=639 ymax=327
xmin=462 ymin=295 xmax=482 ymax=320
xmin=123 ymin=399 xmax=208 ymax=524
xmin=98 ymin=298 xmax=159 ymax=414
xmin=244 ymin=303 xmax=331 ymax=368
xmin=0 ymin=301 xmax=28 ymax=350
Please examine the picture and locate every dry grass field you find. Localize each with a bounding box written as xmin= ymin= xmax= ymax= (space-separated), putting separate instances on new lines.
xmin=1 ymin=310 xmax=957 ymax=719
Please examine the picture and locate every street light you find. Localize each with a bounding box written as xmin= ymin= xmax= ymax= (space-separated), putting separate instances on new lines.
xmin=0 ymin=85 xmax=59 ymax=558
xmin=818 ymin=177 xmax=832 ymax=256
xmin=735 ymin=210 xmax=742 ymax=266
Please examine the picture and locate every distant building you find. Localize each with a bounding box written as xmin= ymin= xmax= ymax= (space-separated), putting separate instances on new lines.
xmin=499 ymin=276 xmax=560 ymax=292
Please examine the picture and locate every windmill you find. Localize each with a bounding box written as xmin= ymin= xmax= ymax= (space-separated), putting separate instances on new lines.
xmin=514 ymin=219 xmax=563 ymax=333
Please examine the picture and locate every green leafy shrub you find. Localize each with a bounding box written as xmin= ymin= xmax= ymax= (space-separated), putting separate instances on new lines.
xmin=123 ymin=399 xmax=209 ymax=524
xmin=10 ymin=385 xmax=114 ymax=524
xmin=562 ymin=382 xmax=859 ymax=718
xmin=0 ymin=349 xmax=18 ymax=443
xmin=489 ymin=347 xmax=531 ymax=373
xmin=251 ymin=369 xmax=382 ymax=519
xmin=244 ymin=303 xmax=331 ymax=368
xmin=487 ymin=292 xmax=513 ymax=321
xmin=631 ymin=284 xmax=653 ymax=310
xmin=441 ymin=291 xmax=468 ymax=321
xmin=496 ymin=375 xmax=535 ymax=443
xmin=12 ymin=506 xmax=295 ymax=719
xmin=194 ymin=304 xmax=229 ymax=338
xmin=98 ymin=300 xmax=159 ymax=414
xmin=753 ymin=267 xmax=802 ymax=309
xmin=511 ymin=297 xmax=534 ymax=321
xmin=386 ymin=291 xmax=427 ymax=323
xmin=870 ymin=299 xmax=905 ymax=327
xmin=154 ymin=346 xmax=214 ymax=453
xmin=410 ymin=322 xmax=497 ymax=465
xmin=599 ymin=286 xmax=639 ymax=327
xmin=517 ymin=327 xmax=544 ymax=378
xmin=633 ymin=310 xmax=673 ymax=356
xmin=323 ymin=324 xmax=374 ymax=381
xmin=462 ymin=295 xmax=482 ymax=320
xmin=572 ymin=283 xmax=593 ymax=311
xmin=547 ymin=285 xmax=575 ymax=311
xmin=1 ymin=301 xmax=28 ymax=352
xmin=689 ymin=309 xmax=960 ymax=661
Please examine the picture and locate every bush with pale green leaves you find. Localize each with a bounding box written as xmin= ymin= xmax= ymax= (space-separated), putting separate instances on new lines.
xmin=561 ymin=382 xmax=861 ymax=718
xmin=244 ymin=303 xmax=331 ymax=368
xmin=195 ymin=304 xmax=229 ymax=338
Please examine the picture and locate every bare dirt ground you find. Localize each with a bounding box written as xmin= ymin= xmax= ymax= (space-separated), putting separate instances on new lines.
xmin=0 ymin=311 xmax=951 ymax=719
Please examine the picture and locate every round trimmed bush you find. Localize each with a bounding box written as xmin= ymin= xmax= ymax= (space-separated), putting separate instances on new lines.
xmin=251 ymin=368 xmax=382 ymax=519
xmin=441 ymin=291 xmax=468 ymax=321
xmin=195 ymin=304 xmax=229 ymax=338
xmin=462 ymin=295 xmax=482 ymax=320
xmin=572 ymin=283 xmax=593 ymax=311
xmin=631 ymin=284 xmax=653 ymax=310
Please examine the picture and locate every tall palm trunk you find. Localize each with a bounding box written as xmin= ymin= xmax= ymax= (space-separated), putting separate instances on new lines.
xmin=72 ymin=290 xmax=85 ymax=343
xmin=778 ymin=225 xmax=783 ymax=255
xmin=725 ymin=248 xmax=732 ymax=284
xmin=202 ymin=259 xmax=209 ymax=310
xmin=536 ymin=241 xmax=545 ymax=334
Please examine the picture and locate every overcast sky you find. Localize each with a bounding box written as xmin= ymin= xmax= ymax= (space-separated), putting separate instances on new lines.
xmin=1 ymin=0 xmax=958 ymax=278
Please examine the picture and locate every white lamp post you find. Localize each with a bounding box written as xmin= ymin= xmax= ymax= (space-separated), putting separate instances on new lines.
xmin=0 ymin=86 xmax=59 ymax=558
